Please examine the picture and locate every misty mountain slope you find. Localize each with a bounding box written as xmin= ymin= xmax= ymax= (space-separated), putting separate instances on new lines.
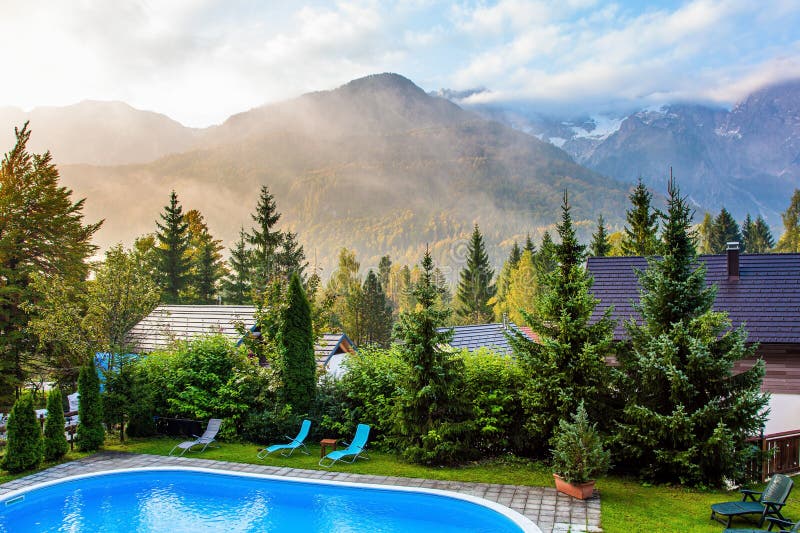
xmin=0 ymin=101 xmax=199 ymax=165
xmin=57 ymin=73 xmax=630 ymax=274
xmin=454 ymin=79 xmax=800 ymax=224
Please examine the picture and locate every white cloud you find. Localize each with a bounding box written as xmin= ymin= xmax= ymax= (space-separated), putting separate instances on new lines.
xmin=0 ymin=1 xmax=798 ymax=124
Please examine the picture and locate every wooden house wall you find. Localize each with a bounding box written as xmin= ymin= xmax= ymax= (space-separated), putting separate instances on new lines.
xmin=734 ymin=344 xmax=800 ymax=394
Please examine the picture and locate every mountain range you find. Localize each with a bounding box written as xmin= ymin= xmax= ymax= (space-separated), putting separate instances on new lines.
xmin=1 ymin=74 xmax=797 ymax=276
xmin=456 ymin=80 xmax=800 ymax=225
xmin=2 ymin=74 xmax=627 ymax=275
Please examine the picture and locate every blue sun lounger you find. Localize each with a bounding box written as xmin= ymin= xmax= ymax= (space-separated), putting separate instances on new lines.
xmin=319 ymin=424 xmax=370 ymax=467
xmin=257 ymin=419 xmax=312 ymax=458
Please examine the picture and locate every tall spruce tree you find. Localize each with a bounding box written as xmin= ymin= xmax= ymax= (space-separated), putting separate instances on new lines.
xmin=248 ymin=186 xmax=284 ymax=292
xmin=185 ymin=210 xmax=225 ymax=303
xmin=278 ymin=272 xmax=316 ymax=414
xmin=509 ymin=191 xmax=615 ymax=451
xmin=533 ymin=230 xmax=558 ymax=285
xmin=361 ymin=270 xmax=393 ymax=347
xmin=455 ymin=224 xmax=496 ymax=324
xmin=76 ymin=358 xmax=105 ymax=451
xmin=621 ymin=178 xmax=660 ymax=256
xmin=394 ymin=248 xmax=472 ymax=465
xmin=154 ymin=190 xmax=191 ymax=303
xmin=276 ymin=230 xmax=307 ymax=280
xmin=508 ymin=241 xmax=522 ymax=266
xmin=743 ymin=215 xmax=775 ymax=253
xmin=221 ymin=227 xmax=253 ymax=304
xmin=709 ymin=207 xmax=742 ymax=253
xmin=524 ymin=233 xmax=536 ymax=254
xmin=613 ymin=179 xmax=768 ymax=486
xmin=590 ymin=215 xmax=612 ymax=257
xmin=0 ymin=124 xmax=101 ymax=401
xmin=776 ymin=189 xmax=800 ymax=252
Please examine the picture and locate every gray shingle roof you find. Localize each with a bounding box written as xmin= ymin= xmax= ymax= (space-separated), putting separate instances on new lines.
xmin=438 ymin=323 xmax=523 ymax=355
xmin=125 ymin=305 xmax=256 ymax=353
xmin=314 ymin=333 xmax=356 ymax=365
xmin=587 ymin=253 xmax=800 ymax=344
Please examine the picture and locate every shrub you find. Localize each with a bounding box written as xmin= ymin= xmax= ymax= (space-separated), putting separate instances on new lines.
xmin=461 ymin=349 xmax=527 ymax=455
xmin=241 ymin=405 xmax=302 ymax=444
xmin=551 ymin=401 xmax=610 ymax=484
xmin=1 ymin=393 xmax=43 ymax=473
xmin=76 ymin=358 xmax=105 ymax=451
xmin=336 ymin=346 xmax=408 ymax=448
xmin=135 ymin=335 xmax=270 ymax=439
xmin=43 ymin=388 xmax=68 ymax=461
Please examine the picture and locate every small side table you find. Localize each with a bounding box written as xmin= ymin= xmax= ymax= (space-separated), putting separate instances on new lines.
xmin=320 ymin=438 xmax=338 ymax=458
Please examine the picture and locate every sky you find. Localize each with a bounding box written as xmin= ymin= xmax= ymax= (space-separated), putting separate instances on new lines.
xmin=1 ymin=0 xmax=799 ymax=127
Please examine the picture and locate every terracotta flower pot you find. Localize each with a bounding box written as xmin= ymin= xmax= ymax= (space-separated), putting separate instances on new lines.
xmin=553 ymin=473 xmax=596 ymax=499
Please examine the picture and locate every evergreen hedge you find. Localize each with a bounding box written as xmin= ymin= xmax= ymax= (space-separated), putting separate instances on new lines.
xmin=1 ymin=393 xmax=43 ymax=473
xmin=76 ymin=358 xmax=105 ymax=451
xmin=43 ymin=388 xmax=68 ymax=461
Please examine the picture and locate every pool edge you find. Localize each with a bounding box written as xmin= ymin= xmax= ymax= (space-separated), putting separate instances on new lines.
xmin=0 ymin=465 xmax=542 ymax=533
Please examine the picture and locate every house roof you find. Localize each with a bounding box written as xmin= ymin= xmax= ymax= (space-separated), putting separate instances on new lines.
xmin=314 ymin=333 xmax=356 ymax=366
xmin=587 ymin=253 xmax=800 ymax=344
xmin=125 ymin=305 xmax=257 ymax=353
xmin=438 ymin=322 xmax=530 ymax=355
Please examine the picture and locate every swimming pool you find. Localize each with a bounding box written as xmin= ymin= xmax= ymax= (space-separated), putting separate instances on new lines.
xmin=0 ymin=467 xmax=540 ymax=532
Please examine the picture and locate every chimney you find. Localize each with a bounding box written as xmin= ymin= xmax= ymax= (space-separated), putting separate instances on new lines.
xmin=726 ymin=242 xmax=740 ymax=281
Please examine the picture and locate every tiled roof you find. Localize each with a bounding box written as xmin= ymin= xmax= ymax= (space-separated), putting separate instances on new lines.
xmin=125 ymin=305 xmax=256 ymax=353
xmin=438 ymin=322 xmax=528 ymax=355
xmin=314 ymin=333 xmax=355 ymax=365
xmin=587 ymin=253 xmax=800 ymax=344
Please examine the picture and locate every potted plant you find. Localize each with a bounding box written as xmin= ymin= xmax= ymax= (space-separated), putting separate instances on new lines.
xmin=551 ymin=401 xmax=610 ymax=499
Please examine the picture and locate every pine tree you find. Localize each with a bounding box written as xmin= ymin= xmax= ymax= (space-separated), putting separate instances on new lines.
xmin=0 ymin=393 xmax=43 ymax=472
xmin=621 ymin=178 xmax=660 ymax=256
xmin=278 ymin=273 xmax=316 ymax=414
xmin=361 ymin=270 xmax=393 ymax=347
xmin=455 ymin=224 xmax=496 ymax=324
xmin=378 ymin=255 xmax=392 ymax=298
xmin=746 ymin=215 xmax=775 ymax=253
xmin=221 ymin=228 xmax=253 ymax=304
xmin=184 ymin=210 xmax=226 ymax=304
xmin=709 ymin=207 xmax=742 ymax=253
xmin=276 ymin=230 xmax=307 ymax=280
xmin=508 ymin=241 xmax=522 ymax=267
xmin=776 ymin=189 xmax=800 ymax=252
xmin=43 ymin=388 xmax=68 ymax=461
xmin=697 ymin=212 xmax=714 ymax=254
xmin=394 ymin=248 xmax=472 ymax=465
xmin=590 ymin=215 xmax=612 ymax=257
xmin=505 ymin=250 xmax=537 ymax=325
xmin=492 ymin=243 xmax=522 ymax=321
xmin=509 ymin=191 xmax=615 ymax=451
xmin=325 ymin=248 xmax=364 ymax=343
xmin=76 ymin=358 xmax=104 ymax=451
xmin=524 ymin=234 xmax=536 ymax=254
xmin=248 ymin=186 xmax=284 ymax=292
xmin=613 ymin=179 xmax=768 ymax=486
xmin=154 ymin=190 xmax=191 ymax=303
xmin=0 ymin=124 xmax=101 ymax=400
xmin=533 ymin=230 xmax=558 ymax=285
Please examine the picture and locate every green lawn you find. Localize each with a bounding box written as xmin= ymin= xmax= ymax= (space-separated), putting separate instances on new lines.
xmin=3 ymin=437 xmax=797 ymax=533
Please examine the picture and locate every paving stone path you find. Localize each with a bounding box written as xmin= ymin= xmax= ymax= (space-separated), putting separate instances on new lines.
xmin=0 ymin=452 xmax=602 ymax=532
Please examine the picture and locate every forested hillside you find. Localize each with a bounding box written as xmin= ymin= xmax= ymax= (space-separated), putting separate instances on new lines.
xmin=55 ymin=74 xmax=630 ymax=274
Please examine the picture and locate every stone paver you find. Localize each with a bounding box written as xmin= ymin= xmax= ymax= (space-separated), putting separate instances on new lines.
xmin=0 ymin=452 xmax=602 ymax=532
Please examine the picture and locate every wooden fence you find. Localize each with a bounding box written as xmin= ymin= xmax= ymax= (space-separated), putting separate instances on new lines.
xmin=747 ymin=430 xmax=800 ymax=482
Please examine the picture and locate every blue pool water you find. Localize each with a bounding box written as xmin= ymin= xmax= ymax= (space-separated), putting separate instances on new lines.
xmin=0 ymin=468 xmax=535 ymax=532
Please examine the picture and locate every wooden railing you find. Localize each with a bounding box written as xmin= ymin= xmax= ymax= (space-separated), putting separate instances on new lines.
xmin=746 ymin=430 xmax=800 ymax=482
